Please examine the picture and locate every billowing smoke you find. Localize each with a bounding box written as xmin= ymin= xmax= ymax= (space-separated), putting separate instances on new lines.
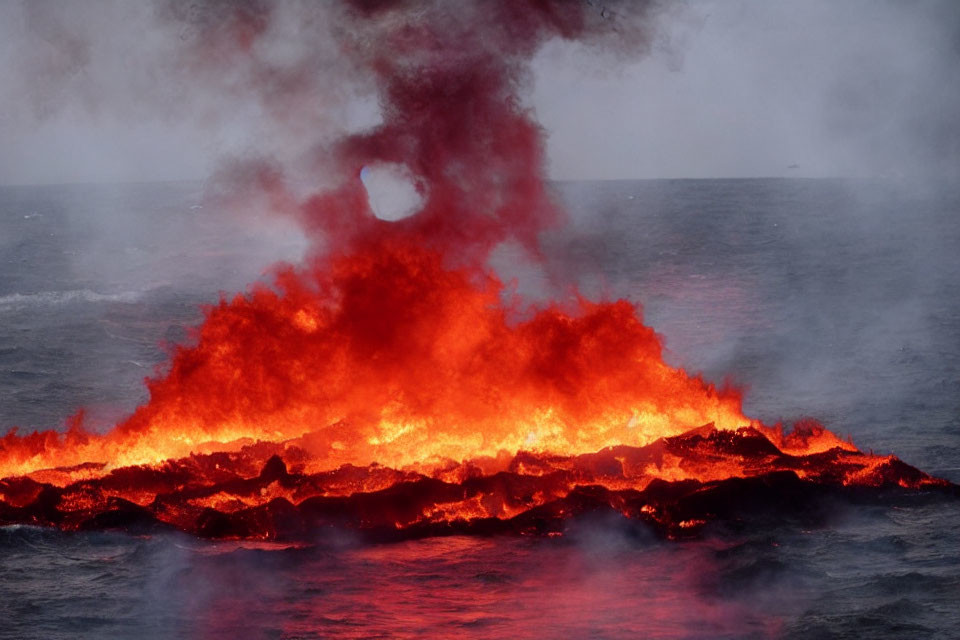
xmin=2 ymin=1 xmax=661 ymax=250
xmin=149 ymin=0 xmax=663 ymax=263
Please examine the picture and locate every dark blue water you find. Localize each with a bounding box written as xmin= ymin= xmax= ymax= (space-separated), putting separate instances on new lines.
xmin=1 ymin=179 xmax=958 ymax=638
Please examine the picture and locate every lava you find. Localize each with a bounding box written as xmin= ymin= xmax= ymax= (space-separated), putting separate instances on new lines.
xmin=0 ymin=241 xmax=750 ymax=479
xmin=0 ymin=0 xmax=954 ymax=540
xmin=0 ymin=423 xmax=949 ymax=542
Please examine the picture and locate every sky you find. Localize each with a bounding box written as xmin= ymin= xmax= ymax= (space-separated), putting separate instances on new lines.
xmin=0 ymin=0 xmax=958 ymax=185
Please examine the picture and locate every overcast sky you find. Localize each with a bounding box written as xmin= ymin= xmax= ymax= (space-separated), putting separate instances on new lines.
xmin=0 ymin=0 xmax=957 ymax=185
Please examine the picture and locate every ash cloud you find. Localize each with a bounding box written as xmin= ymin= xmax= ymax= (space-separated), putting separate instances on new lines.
xmin=1 ymin=0 xmax=668 ymax=260
xmin=145 ymin=0 xmax=666 ymax=262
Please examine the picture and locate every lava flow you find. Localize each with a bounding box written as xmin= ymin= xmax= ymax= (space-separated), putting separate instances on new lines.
xmin=0 ymin=0 xmax=953 ymax=540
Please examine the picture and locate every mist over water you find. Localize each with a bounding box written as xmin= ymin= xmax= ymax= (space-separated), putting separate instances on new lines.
xmin=2 ymin=179 xmax=958 ymax=638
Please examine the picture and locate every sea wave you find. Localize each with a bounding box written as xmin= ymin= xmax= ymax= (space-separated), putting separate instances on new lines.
xmin=0 ymin=289 xmax=142 ymax=309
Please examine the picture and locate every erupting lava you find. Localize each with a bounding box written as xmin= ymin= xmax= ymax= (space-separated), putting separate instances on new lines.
xmin=0 ymin=0 xmax=952 ymax=540
xmin=1 ymin=239 xmax=754 ymax=478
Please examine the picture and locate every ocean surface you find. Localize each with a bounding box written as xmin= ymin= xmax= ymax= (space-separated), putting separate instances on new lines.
xmin=1 ymin=178 xmax=958 ymax=639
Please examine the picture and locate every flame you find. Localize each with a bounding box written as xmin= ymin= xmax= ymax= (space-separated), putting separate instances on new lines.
xmin=1 ymin=240 xmax=750 ymax=479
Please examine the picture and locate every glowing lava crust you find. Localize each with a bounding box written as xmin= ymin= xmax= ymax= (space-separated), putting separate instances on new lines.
xmin=0 ymin=422 xmax=950 ymax=542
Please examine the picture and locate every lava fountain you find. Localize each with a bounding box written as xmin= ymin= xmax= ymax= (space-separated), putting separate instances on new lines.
xmin=0 ymin=0 xmax=952 ymax=541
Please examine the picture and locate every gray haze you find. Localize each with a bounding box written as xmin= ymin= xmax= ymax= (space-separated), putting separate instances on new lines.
xmin=534 ymin=0 xmax=960 ymax=180
xmin=0 ymin=0 xmax=958 ymax=185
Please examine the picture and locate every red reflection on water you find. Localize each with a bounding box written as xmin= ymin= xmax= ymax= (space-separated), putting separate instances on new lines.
xmin=185 ymin=537 xmax=782 ymax=640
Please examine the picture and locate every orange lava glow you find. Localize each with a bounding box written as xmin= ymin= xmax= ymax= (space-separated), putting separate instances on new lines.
xmin=0 ymin=240 xmax=950 ymax=540
xmin=2 ymin=240 xmax=751 ymax=480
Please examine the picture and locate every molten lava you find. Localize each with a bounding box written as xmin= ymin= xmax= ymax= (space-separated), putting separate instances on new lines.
xmin=0 ymin=420 xmax=948 ymax=542
xmin=0 ymin=0 xmax=953 ymax=540
xmin=0 ymin=241 xmax=751 ymax=478
xmin=0 ymin=241 xmax=949 ymax=540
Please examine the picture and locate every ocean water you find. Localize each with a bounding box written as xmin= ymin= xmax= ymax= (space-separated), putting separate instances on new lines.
xmin=1 ymin=179 xmax=958 ymax=639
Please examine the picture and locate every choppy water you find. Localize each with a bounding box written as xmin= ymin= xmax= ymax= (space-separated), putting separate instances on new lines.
xmin=1 ymin=179 xmax=958 ymax=638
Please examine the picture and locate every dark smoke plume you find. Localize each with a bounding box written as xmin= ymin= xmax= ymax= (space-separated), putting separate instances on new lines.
xmin=150 ymin=0 xmax=662 ymax=261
